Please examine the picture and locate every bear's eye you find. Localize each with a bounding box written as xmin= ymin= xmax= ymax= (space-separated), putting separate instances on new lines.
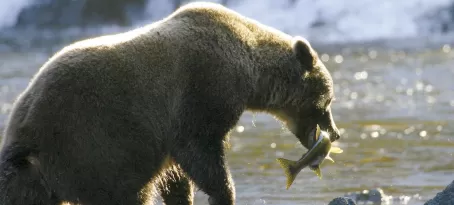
xmin=325 ymin=99 xmax=331 ymax=107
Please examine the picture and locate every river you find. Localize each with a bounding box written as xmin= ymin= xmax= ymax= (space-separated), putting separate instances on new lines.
xmin=0 ymin=32 xmax=453 ymax=204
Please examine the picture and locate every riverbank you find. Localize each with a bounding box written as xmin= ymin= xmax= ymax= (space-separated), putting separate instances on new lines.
xmin=329 ymin=180 xmax=454 ymax=205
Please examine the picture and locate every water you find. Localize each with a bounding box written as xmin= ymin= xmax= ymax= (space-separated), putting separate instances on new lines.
xmin=0 ymin=37 xmax=453 ymax=204
xmin=0 ymin=0 xmax=34 ymax=29
xmin=1 ymin=0 xmax=454 ymax=42
xmin=213 ymin=43 xmax=453 ymax=205
xmin=1 ymin=0 xmax=454 ymax=204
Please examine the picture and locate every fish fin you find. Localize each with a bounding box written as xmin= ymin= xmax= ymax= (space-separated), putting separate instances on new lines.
xmin=276 ymin=158 xmax=297 ymax=190
xmin=330 ymin=147 xmax=344 ymax=154
xmin=311 ymin=165 xmax=323 ymax=179
xmin=325 ymin=155 xmax=335 ymax=163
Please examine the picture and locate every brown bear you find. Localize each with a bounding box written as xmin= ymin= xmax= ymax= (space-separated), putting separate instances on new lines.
xmin=0 ymin=2 xmax=340 ymax=205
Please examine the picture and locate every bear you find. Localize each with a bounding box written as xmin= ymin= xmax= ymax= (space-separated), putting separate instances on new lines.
xmin=0 ymin=2 xmax=340 ymax=205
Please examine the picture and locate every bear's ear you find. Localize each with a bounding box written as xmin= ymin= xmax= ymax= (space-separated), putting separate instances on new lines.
xmin=292 ymin=36 xmax=316 ymax=71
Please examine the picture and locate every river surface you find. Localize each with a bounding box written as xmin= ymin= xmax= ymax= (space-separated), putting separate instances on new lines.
xmin=0 ymin=34 xmax=453 ymax=205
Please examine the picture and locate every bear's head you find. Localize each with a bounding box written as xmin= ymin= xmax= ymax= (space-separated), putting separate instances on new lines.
xmin=284 ymin=36 xmax=340 ymax=149
xmin=249 ymin=36 xmax=340 ymax=150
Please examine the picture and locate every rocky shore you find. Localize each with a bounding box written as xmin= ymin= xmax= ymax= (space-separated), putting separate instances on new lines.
xmin=424 ymin=180 xmax=454 ymax=205
xmin=328 ymin=180 xmax=454 ymax=205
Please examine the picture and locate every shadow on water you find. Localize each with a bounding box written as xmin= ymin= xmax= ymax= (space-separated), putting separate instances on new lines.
xmin=0 ymin=33 xmax=453 ymax=204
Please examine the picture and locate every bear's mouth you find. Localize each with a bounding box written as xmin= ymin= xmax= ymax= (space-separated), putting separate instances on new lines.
xmin=277 ymin=112 xmax=323 ymax=150
xmin=291 ymin=125 xmax=319 ymax=151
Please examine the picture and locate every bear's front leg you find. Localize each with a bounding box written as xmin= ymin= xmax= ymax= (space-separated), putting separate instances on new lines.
xmin=158 ymin=165 xmax=194 ymax=205
xmin=172 ymin=139 xmax=235 ymax=205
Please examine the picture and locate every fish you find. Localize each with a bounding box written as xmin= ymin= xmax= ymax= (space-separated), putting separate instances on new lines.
xmin=276 ymin=125 xmax=343 ymax=189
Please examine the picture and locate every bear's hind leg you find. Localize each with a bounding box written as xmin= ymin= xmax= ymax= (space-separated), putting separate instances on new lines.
xmin=0 ymin=146 xmax=60 ymax=205
xmin=172 ymin=140 xmax=235 ymax=205
xmin=158 ymin=165 xmax=194 ymax=205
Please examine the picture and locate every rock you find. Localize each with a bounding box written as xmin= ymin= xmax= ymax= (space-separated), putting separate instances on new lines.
xmin=330 ymin=181 xmax=454 ymax=205
xmin=328 ymin=197 xmax=357 ymax=205
xmin=424 ymin=180 xmax=454 ymax=205
xmin=342 ymin=188 xmax=385 ymax=205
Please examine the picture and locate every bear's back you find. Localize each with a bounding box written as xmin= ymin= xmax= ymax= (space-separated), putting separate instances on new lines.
xmin=17 ymin=1 xmax=297 ymax=127
xmin=39 ymin=1 xmax=293 ymax=81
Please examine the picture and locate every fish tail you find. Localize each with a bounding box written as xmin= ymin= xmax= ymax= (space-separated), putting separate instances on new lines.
xmin=276 ymin=158 xmax=298 ymax=190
